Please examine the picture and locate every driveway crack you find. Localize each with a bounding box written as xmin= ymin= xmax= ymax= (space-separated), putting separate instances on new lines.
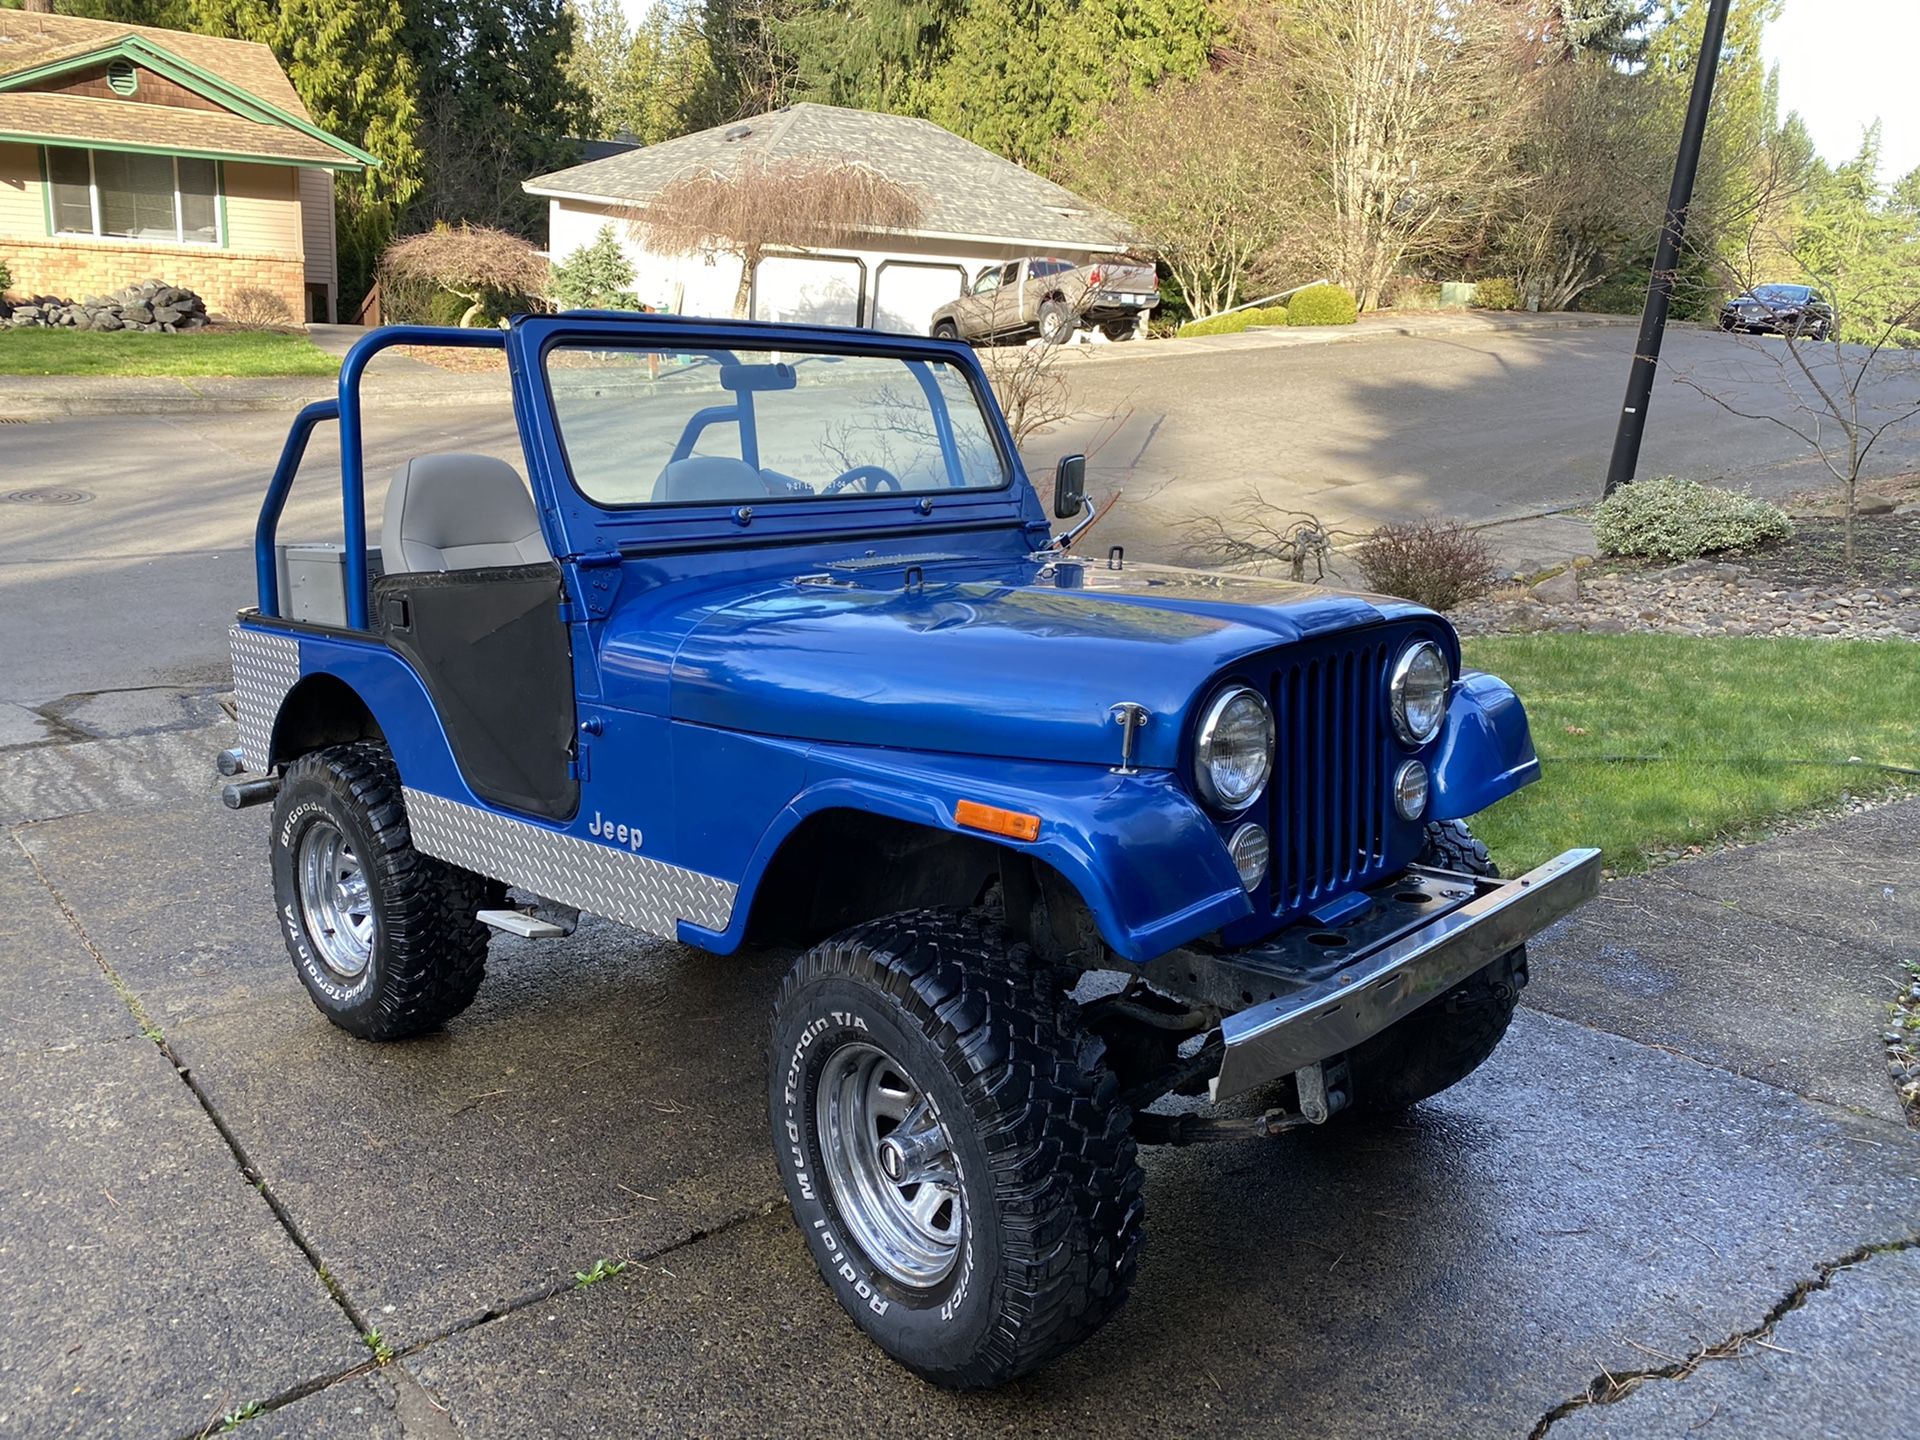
xmin=1530 ymin=1234 xmax=1920 ymax=1437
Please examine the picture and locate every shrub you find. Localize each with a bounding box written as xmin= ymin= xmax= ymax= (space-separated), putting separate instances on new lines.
xmin=1576 ymin=271 xmax=1648 ymax=315
xmin=0 ymin=259 xmax=11 ymax=297
xmin=1180 ymin=310 xmax=1251 ymax=337
xmin=223 ymin=285 xmax=293 ymax=327
xmin=1471 ymin=277 xmax=1520 ymax=311
xmin=550 ymin=224 xmax=639 ymax=310
xmin=1353 ymin=519 xmax=1500 ymax=612
xmin=1285 ymin=283 xmax=1359 ymax=326
xmin=1592 ymin=476 xmax=1792 ymax=561
xmin=1247 ymin=305 xmax=1288 ymax=326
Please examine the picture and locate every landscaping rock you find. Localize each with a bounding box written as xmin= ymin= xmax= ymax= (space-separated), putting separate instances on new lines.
xmin=1456 ymin=563 xmax=1920 ymax=642
xmin=0 ymin=278 xmax=208 ymax=333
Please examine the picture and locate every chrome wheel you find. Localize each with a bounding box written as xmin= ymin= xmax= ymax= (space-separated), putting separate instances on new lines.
xmin=296 ymin=820 xmax=375 ymax=981
xmin=815 ymin=1041 xmax=964 ymax=1289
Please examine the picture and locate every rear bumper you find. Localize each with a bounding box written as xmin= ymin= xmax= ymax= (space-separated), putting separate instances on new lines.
xmin=1163 ymin=847 xmax=1601 ymax=1103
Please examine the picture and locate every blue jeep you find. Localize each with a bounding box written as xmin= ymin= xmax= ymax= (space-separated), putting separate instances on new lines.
xmin=224 ymin=315 xmax=1597 ymax=1387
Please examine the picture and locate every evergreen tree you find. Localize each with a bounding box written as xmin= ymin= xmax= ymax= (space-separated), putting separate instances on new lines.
xmin=564 ymin=0 xmax=636 ymax=140
xmin=185 ymin=0 xmax=423 ymax=313
xmin=929 ymin=0 xmax=1214 ymax=166
xmin=625 ymin=1 xmax=725 ymax=141
xmin=778 ymin=0 xmax=965 ymax=115
xmin=400 ymin=0 xmax=592 ymax=234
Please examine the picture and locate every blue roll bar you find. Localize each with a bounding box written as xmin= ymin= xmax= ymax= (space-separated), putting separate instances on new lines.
xmin=253 ymin=325 xmax=509 ymax=629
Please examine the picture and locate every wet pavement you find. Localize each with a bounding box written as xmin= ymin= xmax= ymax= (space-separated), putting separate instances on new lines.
xmin=1 ymin=701 xmax=1915 ymax=1438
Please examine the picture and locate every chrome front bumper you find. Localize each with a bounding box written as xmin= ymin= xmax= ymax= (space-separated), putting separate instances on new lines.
xmin=1193 ymin=848 xmax=1601 ymax=1103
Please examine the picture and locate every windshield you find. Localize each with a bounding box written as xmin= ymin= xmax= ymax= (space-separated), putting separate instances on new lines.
xmin=545 ymin=343 xmax=1012 ymax=507
xmin=1749 ymin=284 xmax=1811 ymax=302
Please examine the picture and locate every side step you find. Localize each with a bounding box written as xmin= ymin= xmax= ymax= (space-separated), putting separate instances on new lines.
xmin=478 ymin=907 xmax=572 ymax=939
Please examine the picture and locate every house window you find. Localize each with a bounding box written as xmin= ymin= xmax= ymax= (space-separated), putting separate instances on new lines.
xmin=44 ymin=146 xmax=222 ymax=246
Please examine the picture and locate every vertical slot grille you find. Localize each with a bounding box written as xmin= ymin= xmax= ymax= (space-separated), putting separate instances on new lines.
xmin=1265 ymin=637 xmax=1392 ymax=917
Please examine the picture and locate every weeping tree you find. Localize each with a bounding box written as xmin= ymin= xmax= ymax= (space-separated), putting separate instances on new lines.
xmin=379 ymin=223 xmax=551 ymax=327
xmin=633 ymin=157 xmax=928 ymax=317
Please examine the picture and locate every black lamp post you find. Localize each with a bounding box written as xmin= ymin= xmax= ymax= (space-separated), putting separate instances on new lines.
xmin=1603 ymin=0 xmax=1732 ymax=496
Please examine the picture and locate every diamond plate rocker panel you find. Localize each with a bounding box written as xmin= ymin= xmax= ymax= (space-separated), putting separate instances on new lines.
xmin=229 ymin=624 xmax=301 ymax=771
xmin=403 ymin=788 xmax=738 ymax=938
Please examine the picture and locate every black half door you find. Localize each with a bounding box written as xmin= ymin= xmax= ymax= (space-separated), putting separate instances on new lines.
xmin=374 ymin=563 xmax=578 ymax=820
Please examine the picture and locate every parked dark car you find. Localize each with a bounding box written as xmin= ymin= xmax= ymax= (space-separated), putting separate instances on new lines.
xmin=1717 ymin=283 xmax=1834 ymax=339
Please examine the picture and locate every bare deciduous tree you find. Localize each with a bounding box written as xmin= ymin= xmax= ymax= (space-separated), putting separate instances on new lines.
xmin=1668 ymin=153 xmax=1920 ymax=568
xmin=1251 ymin=0 xmax=1534 ymax=310
xmin=631 ymin=157 xmax=928 ymax=317
xmin=1174 ymin=488 xmax=1345 ymax=582
xmin=380 ymin=224 xmax=552 ymax=327
xmin=1062 ymin=72 xmax=1301 ymax=318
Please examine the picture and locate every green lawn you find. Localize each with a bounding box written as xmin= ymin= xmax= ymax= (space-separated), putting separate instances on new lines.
xmin=1462 ymin=634 xmax=1919 ymax=875
xmin=0 ymin=327 xmax=339 ymax=377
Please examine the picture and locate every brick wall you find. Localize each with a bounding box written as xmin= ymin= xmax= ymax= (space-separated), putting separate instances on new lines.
xmin=2 ymin=237 xmax=305 ymax=317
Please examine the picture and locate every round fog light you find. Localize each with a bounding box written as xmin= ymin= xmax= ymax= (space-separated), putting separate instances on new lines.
xmin=1227 ymin=822 xmax=1269 ymax=892
xmin=1393 ymin=760 xmax=1430 ymax=820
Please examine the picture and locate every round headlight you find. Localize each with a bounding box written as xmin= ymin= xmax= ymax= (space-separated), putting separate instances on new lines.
xmin=1226 ymin=822 xmax=1269 ymax=892
xmin=1393 ymin=760 xmax=1430 ymax=820
xmin=1194 ymin=685 xmax=1273 ymax=813
xmin=1390 ymin=641 xmax=1450 ymax=746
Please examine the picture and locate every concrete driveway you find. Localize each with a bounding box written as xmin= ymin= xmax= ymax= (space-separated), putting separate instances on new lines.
xmin=1 ymin=688 xmax=1914 ymax=1439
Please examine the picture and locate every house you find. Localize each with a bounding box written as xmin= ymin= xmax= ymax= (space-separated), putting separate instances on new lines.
xmin=0 ymin=10 xmax=371 ymax=322
xmin=523 ymin=103 xmax=1137 ymax=334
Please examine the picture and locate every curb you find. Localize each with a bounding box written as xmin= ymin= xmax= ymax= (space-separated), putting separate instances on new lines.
xmin=1062 ymin=311 xmax=1639 ymax=363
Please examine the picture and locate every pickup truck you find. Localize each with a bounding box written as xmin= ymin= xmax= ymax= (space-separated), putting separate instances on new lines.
xmin=224 ymin=313 xmax=1595 ymax=1390
xmin=930 ymin=255 xmax=1159 ymax=345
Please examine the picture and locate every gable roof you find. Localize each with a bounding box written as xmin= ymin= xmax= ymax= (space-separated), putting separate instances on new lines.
xmin=525 ymin=103 xmax=1135 ymax=252
xmin=0 ymin=11 xmax=369 ymax=170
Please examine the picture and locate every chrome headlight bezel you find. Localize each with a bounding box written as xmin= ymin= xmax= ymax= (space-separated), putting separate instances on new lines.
xmin=1193 ymin=684 xmax=1274 ymax=814
xmin=1389 ymin=640 xmax=1451 ymax=747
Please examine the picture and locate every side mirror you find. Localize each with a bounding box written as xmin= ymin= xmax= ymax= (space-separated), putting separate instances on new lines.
xmin=1052 ymin=453 xmax=1088 ymax=520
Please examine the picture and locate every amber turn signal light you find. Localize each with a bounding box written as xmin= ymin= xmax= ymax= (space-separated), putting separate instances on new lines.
xmin=954 ymin=799 xmax=1041 ymax=842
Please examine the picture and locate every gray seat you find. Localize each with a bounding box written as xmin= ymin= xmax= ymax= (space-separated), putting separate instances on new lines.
xmin=653 ymin=455 xmax=771 ymax=503
xmin=381 ymin=453 xmax=549 ymax=573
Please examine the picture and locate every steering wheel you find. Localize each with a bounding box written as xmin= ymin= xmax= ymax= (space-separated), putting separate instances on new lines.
xmin=822 ymin=464 xmax=903 ymax=496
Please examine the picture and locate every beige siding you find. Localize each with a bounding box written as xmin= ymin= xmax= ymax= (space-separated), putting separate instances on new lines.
xmin=0 ymin=141 xmax=47 ymax=241
xmin=298 ymin=166 xmax=335 ymax=285
xmin=221 ymin=160 xmax=301 ymax=258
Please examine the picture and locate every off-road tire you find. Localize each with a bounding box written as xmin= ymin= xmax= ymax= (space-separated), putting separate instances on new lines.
xmin=932 ymin=319 xmax=962 ymax=342
xmin=269 ymin=741 xmax=492 ymax=1040
xmin=768 ymin=909 xmax=1144 ymax=1388
xmin=1343 ymin=820 xmax=1526 ymax=1113
xmin=1099 ymin=319 xmax=1137 ymax=342
xmin=1038 ymin=300 xmax=1075 ymax=345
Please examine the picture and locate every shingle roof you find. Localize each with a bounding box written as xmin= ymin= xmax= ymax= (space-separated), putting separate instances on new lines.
xmin=0 ymin=11 xmax=306 ymax=115
xmin=0 ymin=90 xmax=352 ymax=166
xmin=0 ymin=11 xmax=363 ymax=168
xmin=525 ymin=103 xmax=1137 ymax=251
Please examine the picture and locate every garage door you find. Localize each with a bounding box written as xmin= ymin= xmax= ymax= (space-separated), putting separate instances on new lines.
xmin=872 ymin=261 xmax=968 ymax=335
xmin=751 ymin=256 xmax=862 ymax=327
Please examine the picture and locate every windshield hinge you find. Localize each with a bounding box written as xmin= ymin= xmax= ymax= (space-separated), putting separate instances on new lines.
xmin=567 ymin=549 xmax=624 ymax=619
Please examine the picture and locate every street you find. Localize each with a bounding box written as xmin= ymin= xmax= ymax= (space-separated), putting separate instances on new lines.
xmin=7 ymin=321 xmax=1919 ymax=712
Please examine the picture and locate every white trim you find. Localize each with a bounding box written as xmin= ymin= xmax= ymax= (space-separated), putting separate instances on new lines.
xmin=522 ymin=184 xmax=1132 ymax=253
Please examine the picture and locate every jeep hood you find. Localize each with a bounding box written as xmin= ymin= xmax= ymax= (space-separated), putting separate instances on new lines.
xmin=661 ymin=558 xmax=1436 ymax=769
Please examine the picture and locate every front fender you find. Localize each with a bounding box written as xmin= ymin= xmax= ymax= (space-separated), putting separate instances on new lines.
xmin=699 ymin=744 xmax=1253 ymax=963
xmin=1428 ymin=670 xmax=1541 ymax=821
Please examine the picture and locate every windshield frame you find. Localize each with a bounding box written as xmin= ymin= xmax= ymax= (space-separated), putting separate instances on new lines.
xmin=543 ymin=344 xmax=1015 ymax=512
xmin=506 ymin=313 xmax=1043 ymax=558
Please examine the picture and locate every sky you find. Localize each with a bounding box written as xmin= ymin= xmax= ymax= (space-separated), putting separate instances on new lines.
xmin=606 ymin=0 xmax=1919 ymax=184
xmin=1764 ymin=0 xmax=1920 ymax=183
